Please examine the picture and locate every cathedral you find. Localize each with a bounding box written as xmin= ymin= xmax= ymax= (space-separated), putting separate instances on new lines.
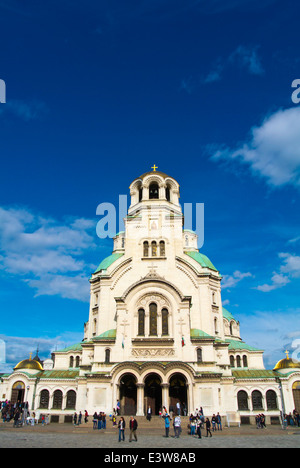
xmin=1 ymin=169 xmax=300 ymax=424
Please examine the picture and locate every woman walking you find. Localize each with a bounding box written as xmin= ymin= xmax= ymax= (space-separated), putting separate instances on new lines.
xmin=205 ymin=418 xmax=212 ymax=437
xmin=118 ymin=417 xmax=126 ymax=442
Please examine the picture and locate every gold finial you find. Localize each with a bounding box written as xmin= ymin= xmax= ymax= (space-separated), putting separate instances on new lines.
xmin=285 ymin=350 xmax=290 ymax=359
xmin=151 ymin=164 xmax=158 ymax=172
xmin=29 ymin=352 xmax=32 ymax=361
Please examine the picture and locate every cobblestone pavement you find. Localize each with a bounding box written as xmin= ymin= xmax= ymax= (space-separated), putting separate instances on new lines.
xmin=0 ymin=422 xmax=300 ymax=448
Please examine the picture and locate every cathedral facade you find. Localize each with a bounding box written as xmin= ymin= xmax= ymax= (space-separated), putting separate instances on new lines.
xmin=1 ymin=170 xmax=300 ymax=424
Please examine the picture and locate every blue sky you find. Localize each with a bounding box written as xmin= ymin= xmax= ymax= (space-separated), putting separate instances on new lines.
xmin=0 ymin=0 xmax=300 ymax=372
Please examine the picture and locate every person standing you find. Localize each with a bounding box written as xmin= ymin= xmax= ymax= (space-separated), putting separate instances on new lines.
xmin=174 ymin=415 xmax=181 ymax=438
xmin=176 ymin=401 xmax=181 ymax=416
xmin=147 ymin=405 xmax=152 ymax=421
xmin=129 ymin=416 xmax=138 ymax=442
xmin=217 ymin=413 xmax=222 ymax=431
xmin=205 ymin=418 xmax=212 ymax=437
xmin=196 ymin=418 xmax=202 ymax=439
xmin=116 ymin=400 xmax=121 ymax=416
xmin=118 ymin=417 xmax=126 ymax=442
xmin=164 ymin=413 xmax=170 ymax=438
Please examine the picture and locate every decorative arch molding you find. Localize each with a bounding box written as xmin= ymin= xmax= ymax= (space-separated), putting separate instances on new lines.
xmin=117 ymin=275 xmax=191 ymax=304
xmin=111 ymin=361 xmax=196 ymax=384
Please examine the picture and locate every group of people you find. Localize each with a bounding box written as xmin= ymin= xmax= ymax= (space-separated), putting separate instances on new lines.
xmin=73 ymin=410 xmax=89 ymax=426
xmin=283 ymin=411 xmax=300 ymax=429
xmin=1 ymin=400 xmax=30 ymax=426
xmin=188 ymin=410 xmax=222 ymax=438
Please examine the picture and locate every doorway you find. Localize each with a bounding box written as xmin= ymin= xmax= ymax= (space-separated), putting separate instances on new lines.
xmin=119 ymin=374 xmax=137 ymax=416
xmin=144 ymin=373 xmax=162 ymax=415
xmin=11 ymin=381 xmax=25 ymax=405
xmin=169 ymin=373 xmax=188 ymax=415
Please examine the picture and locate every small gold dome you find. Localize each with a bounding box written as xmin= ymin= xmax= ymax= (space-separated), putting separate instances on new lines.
xmin=14 ymin=353 xmax=43 ymax=371
xmin=273 ymin=351 xmax=300 ymax=371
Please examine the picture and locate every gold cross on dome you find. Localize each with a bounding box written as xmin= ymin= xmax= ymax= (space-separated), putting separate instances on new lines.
xmin=285 ymin=350 xmax=290 ymax=359
xmin=151 ymin=164 xmax=158 ymax=172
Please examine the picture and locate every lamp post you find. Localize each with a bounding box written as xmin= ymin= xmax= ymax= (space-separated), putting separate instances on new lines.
xmin=276 ymin=377 xmax=286 ymax=428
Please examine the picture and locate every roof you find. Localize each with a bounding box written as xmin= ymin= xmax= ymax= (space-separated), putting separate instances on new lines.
xmin=232 ymin=370 xmax=280 ymax=380
xmin=93 ymin=329 xmax=117 ymax=341
xmin=222 ymin=307 xmax=237 ymax=322
xmin=93 ymin=253 xmax=124 ymax=274
xmin=184 ymin=251 xmax=218 ymax=272
xmin=191 ymin=329 xmax=214 ymax=340
xmin=273 ymin=356 xmax=300 ymax=371
xmin=14 ymin=358 xmax=43 ymax=371
xmin=226 ymin=339 xmax=263 ymax=352
xmin=56 ymin=343 xmax=83 ymax=353
xmin=37 ymin=370 xmax=79 ymax=379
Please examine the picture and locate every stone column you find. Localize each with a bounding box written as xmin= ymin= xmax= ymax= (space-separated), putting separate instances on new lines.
xmin=161 ymin=383 xmax=170 ymax=411
xmin=136 ymin=384 xmax=145 ymax=416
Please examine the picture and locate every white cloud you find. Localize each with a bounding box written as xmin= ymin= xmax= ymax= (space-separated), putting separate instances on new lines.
xmin=222 ymin=270 xmax=253 ymax=289
xmin=0 ymin=206 xmax=96 ymax=301
xmin=211 ymin=107 xmax=300 ymax=188
xmin=256 ymin=252 xmax=300 ymax=292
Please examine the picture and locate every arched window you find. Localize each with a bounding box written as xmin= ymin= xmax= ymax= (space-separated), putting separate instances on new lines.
xmin=236 ymin=356 xmax=241 ymax=368
xmin=143 ymin=241 xmax=149 ymax=257
xmin=237 ymin=390 xmax=249 ymax=410
xmin=40 ymin=390 xmax=50 ymax=409
xmin=252 ymin=390 xmax=263 ymax=410
xmin=138 ymin=308 xmax=145 ymax=336
xmin=66 ymin=390 xmax=76 ymax=409
xmin=166 ymin=186 xmax=170 ymax=202
xmin=151 ymin=241 xmax=157 ymax=257
xmin=149 ymin=183 xmax=159 ymax=199
xmin=149 ymin=303 xmax=158 ymax=336
xmin=75 ymin=356 xmax=80 ymax=368
xmin=197 ymin=348 xmax=203 ymax=363
xmin=243 ymin=355 xmax=248 ymax=368
xmin=93 ymin=319 xmax=97 ymax=336
xmin=230 ymin=322 xmax=234 ymax=335
xmin=266 ymin=390 xmax=278 ymax=410
xmin=139 ymin=187 xmax=143 ymax=202
xmin=105 ymin=349 xmax=111 ymax=364
xmin=159 ymin=240 xmax=165 ymax=257
xmin=214 ymin=317 xmax=219 ymax=335
xmin=69 ymin=356 xmax=74 ymax=368
xmin=162 ymin=308 xmax=169 ymax=336
xmin=230 ymin=355 xmax=235 ymax=367
xmin=53 ymin=390 xmax=63 ymax=410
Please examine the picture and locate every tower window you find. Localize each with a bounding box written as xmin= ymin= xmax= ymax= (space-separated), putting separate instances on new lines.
xmin=159 ymin=240 xmax=165 ymax=257
xmin=166 ymin=186 xmax=170 ymax=202
xmin=138 ymin=308 xmax=145 ymax=336
xmin=149 ymin=303 xmax=158 ymax=336
xmin=149 ymin=183 xmax=159 ymax=199
xmin=151 ymin=241 xmax=157 ymax=257
xmin=143 ymin=241 xmax=149 ymax=257
xmin=162 ymin=308 xmax=169 ymax=335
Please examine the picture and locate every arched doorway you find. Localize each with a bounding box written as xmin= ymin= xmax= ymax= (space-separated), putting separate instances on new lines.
xmin=169 ymin=373 xmax=188 ymax=415
xmin=144 ymin=373 xmax=162 ymax=416
xmin=11 ymin=381 xmax=25 ymax=405
xmin=293 ymin=381 xmax=300 ymax=412
xmin=119 ymin=373 xmax=137 ymax=416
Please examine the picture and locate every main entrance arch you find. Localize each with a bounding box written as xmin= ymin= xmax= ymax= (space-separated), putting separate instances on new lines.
xmin=11 ymin=381 xmax=25 ymax=405
xmin=293 ymin=381 xmax=300 ymax=412
xmin=119 ymin=373 xmax=137 ymax=416
xmin=169 ymin=373 xmax=188 ymax=415
xmin=144 ymin=373 xmax=162 ymax=416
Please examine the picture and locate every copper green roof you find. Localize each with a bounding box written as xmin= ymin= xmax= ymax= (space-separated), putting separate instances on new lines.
xmin=56 ymin=343 xmax=83 ymax=353
xmin=191 ymin=329 xmax=214 ymax=340
xmin=226 ymin=339 xmax=263 ymax=352
xmin=94 ymin=253 xmax=124 ymax=274
xmin=232 ymin=370 xmax=280 ymax=379
xmin=222 ymin=307 xmax=237 ymax=322
xmin=93 ymin=329 xmax=117 ymax=340
xmin=37 ymin=370 xmax=79 ymax=379
xmin=184 ymin=251 xmax=218 ymax=272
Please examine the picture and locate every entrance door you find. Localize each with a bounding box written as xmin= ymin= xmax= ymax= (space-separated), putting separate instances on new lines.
xmin=169 ymin=373 xmax=188 ymax=415
xmin=293 ymin=381 xmax=300 ymax=413
xmin=144 ymin=374 xmax=162 ymax=415
xmin=120 ymin=374 xmax=137 ymax=416
xmin=11 ymin=381 xmax=25 ymax=406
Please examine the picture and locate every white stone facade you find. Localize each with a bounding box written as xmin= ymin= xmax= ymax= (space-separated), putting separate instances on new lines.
xmin=1 ymin=170 xmax=300 ymax=424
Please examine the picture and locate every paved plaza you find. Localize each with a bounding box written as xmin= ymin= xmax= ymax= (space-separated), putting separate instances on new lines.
xmin=0 ymin=420 xmax=299 ymax=449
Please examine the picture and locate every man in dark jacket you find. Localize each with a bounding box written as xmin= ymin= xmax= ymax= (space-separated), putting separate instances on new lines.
xmin=129 ymin=416 xmax=138 ymax=442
